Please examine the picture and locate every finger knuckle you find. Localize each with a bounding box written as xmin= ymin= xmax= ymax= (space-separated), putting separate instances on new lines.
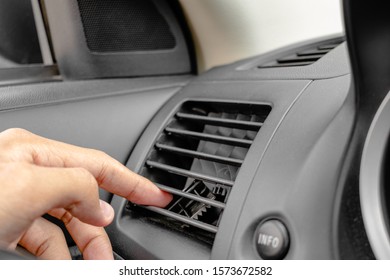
xmin=0 ymin=129 xmax=36 ymax=160
xmin=88 ymin=148 xmax=109 ymax=159
xmin=59 ymin=211 xmax=74 ymax=226
xmin=73 ymin=167 xmax=98 ymax=195
xmin=74 ymin=167 xmax=94 ymax=182
xmin=1 ymin=128 xmax=32 ymax=139
xmin=125 ymin=174 xmax=141 ymax=200
xmin=97 ymin=150 xmax=109 ymax=159
xmin=82 ymin=233 xmax=108 ymax=254
xmin=35 ymin=238 xmax=51 ymax=258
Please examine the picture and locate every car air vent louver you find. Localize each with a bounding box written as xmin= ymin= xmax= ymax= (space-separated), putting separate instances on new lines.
xmin=258 ymin=39 xmax=344 ymax=68
xmin=128 ymin=100 xmax=272 ymax=246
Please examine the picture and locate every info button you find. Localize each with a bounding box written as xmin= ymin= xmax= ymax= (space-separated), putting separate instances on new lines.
xmin=254 ymin=219 xmax=290 ymax=260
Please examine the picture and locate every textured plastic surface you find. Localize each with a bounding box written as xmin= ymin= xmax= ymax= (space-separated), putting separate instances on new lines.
xmin=77 ymin=0 xmax=176 ymax=52
xmin=43 ymin=0 xmax=191 ymax=79
xmin=0 ymin=76 xmax=190 ymax=111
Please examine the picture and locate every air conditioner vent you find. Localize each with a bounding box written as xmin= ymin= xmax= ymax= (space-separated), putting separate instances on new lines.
xmin=128 ymin=100 xmax=271 ymax=245
xmin=258 ymin=39 xmax=344 ymax=68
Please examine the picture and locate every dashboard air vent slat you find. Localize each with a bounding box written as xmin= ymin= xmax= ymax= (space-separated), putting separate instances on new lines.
xmin=156 ymin=183 xmax=226 ymax=209
xmin=146 ymin=160 xmax=235 ymax=186
xmin=165 ymin=127 xmax=254 ymax=147
xmin=175 ymin=112 xmax=263 ymax=131
xmin=317 ymin=43 xmax=340 ymax=50
xmin=263 ymin=61 xmax=313 ymax=68
xmin=296 ymin=49 xmax=329 ymax=56
xmin=258 ymin=38 xmax=344 ymax=68
xmin=277 ymin=54 xmax=323 ymax=64
xmin=140 ymin=205 xmax=219 ymax=233
xmin=128 ymin=100 xmax=272 ymax=246
xmin=155 ymin=143 xmax=244 ymax=166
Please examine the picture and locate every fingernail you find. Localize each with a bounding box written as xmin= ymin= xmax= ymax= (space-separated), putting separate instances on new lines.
xmin=99 ymin=200 xmax=114 ymax=221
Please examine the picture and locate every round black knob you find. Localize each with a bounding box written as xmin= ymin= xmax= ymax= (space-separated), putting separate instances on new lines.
xmin=254 ymin=219 xmax=290 ymax=260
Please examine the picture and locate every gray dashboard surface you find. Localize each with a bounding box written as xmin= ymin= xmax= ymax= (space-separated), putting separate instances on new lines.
xmin=108 ymin=48 xmax=355 ymax=259
xmin=224 ymin=74 xmax=354 ymax=259
xmin=198 ymin=38 xmax=350 ymax=82
xmin=0 ymin=76 xmax=191 ymax=111
xmin=0 ymin=76 xmax=191 ymax=201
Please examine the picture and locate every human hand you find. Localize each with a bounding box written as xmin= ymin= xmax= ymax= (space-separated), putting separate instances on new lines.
xmin=0 ymin=128 xmax=172 ymax=260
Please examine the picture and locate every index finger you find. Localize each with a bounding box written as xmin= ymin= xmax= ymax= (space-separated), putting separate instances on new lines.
xmin=4 ymin=129 xmax=172 ymax=207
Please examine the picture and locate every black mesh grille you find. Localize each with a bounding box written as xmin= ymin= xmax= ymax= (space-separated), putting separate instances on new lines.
xmin=77 ymin=0 xmax=176 ymax=52
xmin=128 ymin=101 xmax=272 ymax=246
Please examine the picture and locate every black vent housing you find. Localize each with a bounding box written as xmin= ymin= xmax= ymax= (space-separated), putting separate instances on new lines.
xmin=129 ymin=100 xmax=272 ymax=246
xmin=258 ymin=39 xmax=344 ymax=68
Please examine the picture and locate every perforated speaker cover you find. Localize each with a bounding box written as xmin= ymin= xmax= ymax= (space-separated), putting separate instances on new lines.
xmin=77 ymin=0 xmax=176 ymax=52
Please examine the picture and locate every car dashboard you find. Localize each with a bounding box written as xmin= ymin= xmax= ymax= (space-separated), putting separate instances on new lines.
xmin=107 ymin=37 xmax=365 ymax=259
xmin=1 ymin=0 xmax=389 ymax=260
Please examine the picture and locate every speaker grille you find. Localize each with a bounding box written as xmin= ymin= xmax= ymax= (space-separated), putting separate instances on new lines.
xmin=77 ymin=0 xmax=176 ymax=52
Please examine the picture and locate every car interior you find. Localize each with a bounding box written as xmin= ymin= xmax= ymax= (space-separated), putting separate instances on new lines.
xmin=0 ymin=0 xmax=388 ymax=260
